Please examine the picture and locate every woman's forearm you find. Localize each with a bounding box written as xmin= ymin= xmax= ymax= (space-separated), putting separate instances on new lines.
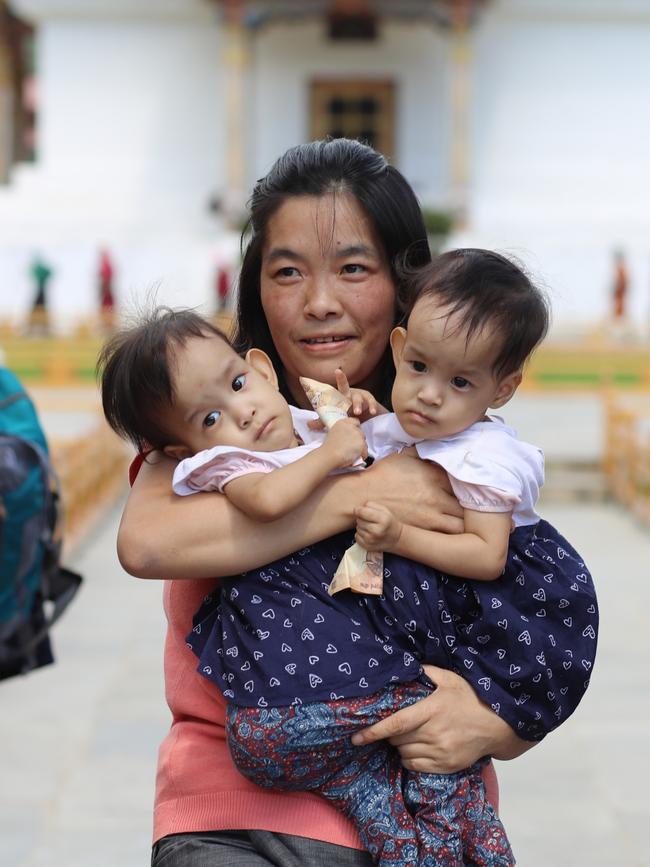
xmin=118 ymin=449 xmax=460 ymax=580
xmin=117 ymin=452 xmax=368 ymax=580
xmin=489 ymin=724 xmax=536 ymax=762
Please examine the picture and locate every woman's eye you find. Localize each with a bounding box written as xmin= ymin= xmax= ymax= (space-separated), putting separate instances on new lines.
xmin=410 ymin=360 xmax=427 ymax=373
xmin=342 ymin=263 xmax=366 ymax=275
xmin=275 ymin=266 xmax=300 ymax=279
xmin=232 ymin=374 xmax=245 ymax=392
xmin=203 ymin=410 xmax=221 ymax=428
xmin=451 ymin=376 xmax=471 ymax=389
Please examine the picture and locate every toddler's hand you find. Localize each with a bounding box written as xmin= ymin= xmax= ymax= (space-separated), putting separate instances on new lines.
xmin=335 ymin=368 xmax=385 ymax=420
xmin=355 ymin=501 xmax=402 ymax=551
xmin=322 ymin=417 xmax=368 ymax=468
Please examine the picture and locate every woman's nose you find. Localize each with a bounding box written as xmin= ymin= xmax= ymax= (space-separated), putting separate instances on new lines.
xmin=303 ymin=276 xmax=343 ymax=319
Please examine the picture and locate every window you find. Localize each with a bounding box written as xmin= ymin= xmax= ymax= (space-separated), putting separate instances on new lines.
xmin=310 ymin=80 xmax=395 ymax=162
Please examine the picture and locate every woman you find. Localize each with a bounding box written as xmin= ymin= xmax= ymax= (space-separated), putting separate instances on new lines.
xmin=118 ymin=139 xmax=531 ymax=867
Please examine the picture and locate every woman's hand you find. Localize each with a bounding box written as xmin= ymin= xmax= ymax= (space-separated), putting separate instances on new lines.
xmin=364 ymin=450 xmax=464 ymax=535
xmin=351 ymin=665 xmax=534 ymax=773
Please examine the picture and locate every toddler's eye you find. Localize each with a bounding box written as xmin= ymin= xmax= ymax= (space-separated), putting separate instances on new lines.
xmin=232 ymin=374 xmax=245 ymax=392
xmin=410 ymin=361 xmax=427 ymax=373
xmin=451 ymin=376 xmax=471 ymax=389
xmin=203 ymin=410 xmax=221 ymax=428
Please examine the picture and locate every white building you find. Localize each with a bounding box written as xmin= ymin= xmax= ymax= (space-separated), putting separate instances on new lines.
xmin=1 ymin=0 xmax=649 ymax=332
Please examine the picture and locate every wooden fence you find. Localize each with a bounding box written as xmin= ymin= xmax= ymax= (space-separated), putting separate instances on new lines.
xmin=603 ymin=394 xmax=650 ymax=526
xmin=50 ymin=421 xmax=131 ymax=553
xmin=1 ymin=312 xmax=235 ymax=384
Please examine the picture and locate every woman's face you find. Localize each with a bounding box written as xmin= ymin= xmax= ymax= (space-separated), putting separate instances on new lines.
xmin=260 ymin=193 xmax=396 ymax=405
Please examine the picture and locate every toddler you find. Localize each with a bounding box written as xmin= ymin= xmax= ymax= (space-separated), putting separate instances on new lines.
xmin=204 ymin=253 xmax=597 ymax=867
xmin=99 ymin=308 xmax=368 ymax=524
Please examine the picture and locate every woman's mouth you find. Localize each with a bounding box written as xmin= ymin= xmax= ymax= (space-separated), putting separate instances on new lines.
xmin=300 ymin=336 xmax=352 ymax=352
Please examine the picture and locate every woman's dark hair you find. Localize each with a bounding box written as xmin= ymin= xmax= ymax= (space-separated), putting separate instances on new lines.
xmin=98 ymin=307 xmax=229 ymax=453
xmin=404 ymin=249 xmax=550 ymax=379
xmin=233 ymin=138 xmax=431 ymax=407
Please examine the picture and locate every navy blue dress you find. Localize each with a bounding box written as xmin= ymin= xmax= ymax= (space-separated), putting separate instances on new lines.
xmin=188 ymin=518 xmax=597 ymax=742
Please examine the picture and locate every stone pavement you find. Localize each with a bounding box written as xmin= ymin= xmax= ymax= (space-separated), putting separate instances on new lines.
xmin=1 ymin=389 xmax=649 ymax=866
xmin=496 ymin=498 xmax=650 ymax=867
xmin=2 ymin=496 xmax=649 ymax=867
xmin=0 ymin=499 xmax=168 ymax=867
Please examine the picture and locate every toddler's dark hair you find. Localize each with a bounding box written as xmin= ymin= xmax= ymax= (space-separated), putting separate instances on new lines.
xmin=404 ymin=249 xmax=550 ymax=379
xmin=98 ymin=307 xmax=229 ymax=453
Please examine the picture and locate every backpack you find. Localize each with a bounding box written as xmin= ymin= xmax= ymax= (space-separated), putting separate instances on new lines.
xmin=0 ymin=368 xmax=82 ymax=680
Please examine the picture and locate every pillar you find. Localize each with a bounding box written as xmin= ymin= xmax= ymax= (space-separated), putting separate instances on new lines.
xmin=449 ymin=0 xmax=472 ymax=227
xmin=221 ymin=0 xmax=249 ymax=223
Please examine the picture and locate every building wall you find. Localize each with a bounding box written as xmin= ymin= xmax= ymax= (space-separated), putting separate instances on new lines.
xmin=464 ymin=0 xmax=650 ymax=327
xmin=250 ymin=20 xmax=450 ymax=207
xmin=0 ymin=0 xmax=228 ymax=324
xmin=0 ymin=0 xmax=648 ymax=332
xmin=39 ymin=17 xmax=223 ymax=224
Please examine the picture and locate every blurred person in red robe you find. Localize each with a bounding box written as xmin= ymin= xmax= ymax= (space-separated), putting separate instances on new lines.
xmin=98 ymin=248 xmax=116 ymax=332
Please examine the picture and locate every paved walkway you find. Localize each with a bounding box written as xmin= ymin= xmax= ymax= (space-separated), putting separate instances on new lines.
xmin=1 ymin=499 xmax=168 ymax=867
xmin=1 ymin=388 xmax=649 ymax=866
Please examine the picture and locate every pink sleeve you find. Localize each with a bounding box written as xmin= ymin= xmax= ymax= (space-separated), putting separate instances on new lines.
xmin=185 ymin=454 xmax=277 ymax=493
xmin=448 ymin=477 xmax=521 ymax=513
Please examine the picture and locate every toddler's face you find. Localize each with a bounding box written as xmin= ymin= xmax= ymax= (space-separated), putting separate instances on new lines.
xmin=390 ymin=297 xmax=520 ymax=441
xmin=159 ymin=334 xmax=298 ymax=459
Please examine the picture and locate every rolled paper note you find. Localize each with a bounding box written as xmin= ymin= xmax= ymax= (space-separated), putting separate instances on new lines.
xmin=299 ymin=376 xmax=351 ymax=428
xmin=299 ymin=377 xmax=384 ymax=595
xmin=299 ymin=376 xmax=365 ymax=469
xmin=328 ymin=543 xmax=384 ymax=596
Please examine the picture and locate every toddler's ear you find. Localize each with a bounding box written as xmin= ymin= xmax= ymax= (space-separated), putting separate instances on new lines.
xmin=163 ymin=443 xmax=192 ymax=462
xmin=389 ymin=327 xmax=407 ymax=368
xmin=246 ymin=348 xmax=279 ymax=388
xmin=490 ymin=371 xmax=522 ymax=410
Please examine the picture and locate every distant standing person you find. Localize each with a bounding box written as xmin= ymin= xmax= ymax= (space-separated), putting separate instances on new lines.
xmin=98 ymin=249 xmax=116 ymax=332
xmin=28 ymin=254 xmax=53 ymax=336
xmin=611 ymin=249 xmax=628 ymax=320
xmin=216 ymin=263 xmax=231 ymax=314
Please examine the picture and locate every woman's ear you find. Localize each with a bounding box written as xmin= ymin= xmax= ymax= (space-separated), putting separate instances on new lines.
xmin=490 ymin=371 xmax=522 ymax=410
xmin=163 ymin=443 xmax=192 ymax=462
xmin=390 ymin=327 xmax=407 ymax=369
xmin=246 ymin=348 xmax=279 ymax=388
